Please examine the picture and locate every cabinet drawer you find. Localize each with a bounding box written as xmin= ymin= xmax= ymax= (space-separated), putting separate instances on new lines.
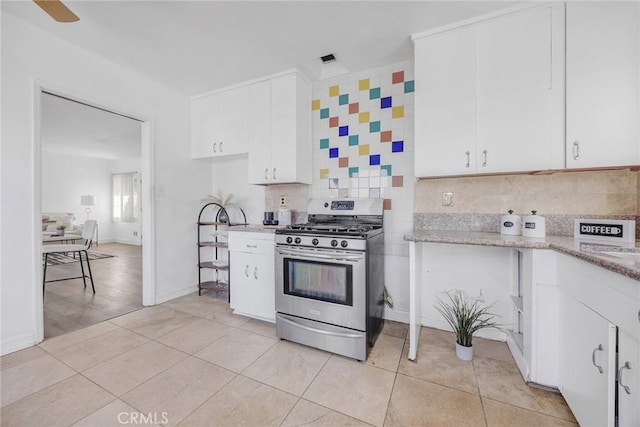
xmin=228 ymin=233 xmax=274 ymax=255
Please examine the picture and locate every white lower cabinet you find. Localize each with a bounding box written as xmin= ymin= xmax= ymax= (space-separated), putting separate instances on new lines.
xmin=618 ymin=330 xmax=640 ymax=427
xmin=228 ymin=231 xmax=275 ymax=322
xmin=559 ymin=295 xmax=616 ymax=427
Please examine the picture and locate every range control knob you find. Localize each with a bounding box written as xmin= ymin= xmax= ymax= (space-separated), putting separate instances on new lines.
xmin=331 ymin=239 xmax=338 ymax=247
xmin=286 ymin=237 xmax=293 ymax=244
xmin=294 ymin=237 xmax=302 ymax=244
xmin=340 ymin=240 xmax=348 ymax=248
xmin=312 ymin=238 xmax=319 ymax=246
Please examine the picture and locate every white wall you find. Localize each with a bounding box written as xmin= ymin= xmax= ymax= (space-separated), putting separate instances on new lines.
xmin=1 ymin=13 xmax=211 ymax=355
xmin=41 ymin=150 xmax=114 ymax=241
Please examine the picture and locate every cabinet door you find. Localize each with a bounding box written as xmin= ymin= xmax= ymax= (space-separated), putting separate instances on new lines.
xmin=559 ymin=295 xmax=616 ymax=427
xmin=271 ymin=73 xmax=299 ymax=183
xmin=216 ymin=86 xmax=248 ymax=156
xmin=414 ymin=26 xmax=477 ymax=177
xmin=247 ymin=80 xmax=272 ymax=184
xmin=229 ymin=251 xmax=275 ymax=321
xmin=229 ymin=251 xmax=252 ymax=312
xmin=477 ymin=5 xmax=554 ymax=173
xmin=618 ymin=330 xmax=640 ymax=427
xmin=191 ymin=94 xmax=219 ymax=158
xmin=566 ymin=1 xmax=640 ymax=168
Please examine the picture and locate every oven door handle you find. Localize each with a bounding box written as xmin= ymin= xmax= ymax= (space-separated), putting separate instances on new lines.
xmin=276 ymin=248 xmax=363 ymax=262
xmin=278 ymin=315 xmax=363 ymax=339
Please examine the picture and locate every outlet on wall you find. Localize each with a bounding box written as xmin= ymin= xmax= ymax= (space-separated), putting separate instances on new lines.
xmin=280 ymin=196 xmax=287 ymax=206
xmin=442 ymin=192 xmax=453 ymax=207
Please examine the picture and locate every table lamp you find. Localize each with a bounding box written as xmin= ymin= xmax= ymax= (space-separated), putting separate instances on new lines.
xmin=80 ymin=195 xmax=96 ymax=220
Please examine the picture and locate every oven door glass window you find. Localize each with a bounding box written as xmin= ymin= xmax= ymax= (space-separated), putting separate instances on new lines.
xmin=284 ymin=259 xmax=353 ymax=306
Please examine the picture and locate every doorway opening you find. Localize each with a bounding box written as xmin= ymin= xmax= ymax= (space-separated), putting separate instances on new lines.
xmin=37 ymin=89 xmax=154 ymax=340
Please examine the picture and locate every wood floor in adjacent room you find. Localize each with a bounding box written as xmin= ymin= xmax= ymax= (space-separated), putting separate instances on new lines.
xmin=43 ymin=243 xmax=143 ymax=339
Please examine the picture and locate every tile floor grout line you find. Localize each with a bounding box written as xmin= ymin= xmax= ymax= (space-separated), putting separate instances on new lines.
xmin=473 ymin=359 xmax=490 ymax=427
xmin=480 ymin=395 xmax=578 ymax=424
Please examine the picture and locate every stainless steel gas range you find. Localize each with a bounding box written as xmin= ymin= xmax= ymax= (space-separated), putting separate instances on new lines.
xmin=274 ymin=198 xmax=385 ymax=361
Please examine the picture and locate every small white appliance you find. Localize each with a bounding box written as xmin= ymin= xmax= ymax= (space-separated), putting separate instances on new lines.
xmin=277 ymin=207 xmax=292 ymax=226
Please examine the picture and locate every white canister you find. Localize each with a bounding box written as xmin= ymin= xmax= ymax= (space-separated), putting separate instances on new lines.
xmin=500 ymin=210 xmax=522 ymax=236
xmin=277 ymin=207 xmax=292 ymax=226
xmin=522 ymin=210 xmax=546 ymax=238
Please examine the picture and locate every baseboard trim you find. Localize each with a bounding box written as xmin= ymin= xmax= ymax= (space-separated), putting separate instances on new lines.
xmin=154 ymin=283 xmax=198 ymax=305
xmin=1 ymin=332 xmax=38 ymax=356
xmin=113 ymin=238 xmax=142 ymax=246
xmin=383 ymin=308 xmax=409 ymax=324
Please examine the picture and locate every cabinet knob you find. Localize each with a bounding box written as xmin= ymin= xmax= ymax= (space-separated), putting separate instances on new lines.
xmin=482 ymin=150 xmax=488 ymax=167
xmin=572 ymin=141 xmax=580 ymax=160
xmin=245 ymin=265 xmax=249 ymax=277
xmin=253 ymin=267 xmax=258 ymax=280
xmin=213 ymin=142 xmax=218 ymax=153
xmin=465 ymin=151 xmax=470 ymax=168
xmin=618 ymin=361 xmax=632 ymax=395
xmin=264 ymin=168 xmax=269 ymax=180
xmin=592 ymin=344 xmax=604 ymax=374
xmin=273 ymin=168 xmax=276 ymax=181
xmin=219 ymin=142 xmax=223 ymax=152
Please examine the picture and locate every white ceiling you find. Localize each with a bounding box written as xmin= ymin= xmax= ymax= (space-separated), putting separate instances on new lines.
xmin=2 ymin=0 xmax=520 ymax=97
xmin=41 ymin=93 xmax=141 ymax=159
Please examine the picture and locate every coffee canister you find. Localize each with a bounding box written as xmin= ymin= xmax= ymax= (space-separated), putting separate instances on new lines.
xmin=500 ymin=210 xmax=522 ymax=236
xmin=522 ymin=210 xmax=546 ymax=238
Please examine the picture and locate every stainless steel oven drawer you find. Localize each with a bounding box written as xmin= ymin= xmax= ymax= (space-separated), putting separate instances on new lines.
xmin=276 ymin=312 xmax=367 ymax=361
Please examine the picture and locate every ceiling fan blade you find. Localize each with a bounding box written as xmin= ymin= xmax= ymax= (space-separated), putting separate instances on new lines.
xmin=33 ymin=0 xmax=79 ymax=23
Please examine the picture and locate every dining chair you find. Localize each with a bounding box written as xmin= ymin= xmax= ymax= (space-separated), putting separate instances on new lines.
xmin=42 ymin=220 xmax=97 ymax=295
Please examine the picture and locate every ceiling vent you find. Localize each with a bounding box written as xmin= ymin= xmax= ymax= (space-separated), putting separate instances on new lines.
xmin=320 ymin=53 xmax=337 ymax=64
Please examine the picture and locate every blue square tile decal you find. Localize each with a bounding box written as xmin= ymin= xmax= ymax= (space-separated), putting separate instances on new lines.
xmin=339 ymin=126 xmax=349 ymax=137
xmin=339 ymin=94 xmax=349 ymax=105
xmin=329 ymin=147 xmax=339 ymax=158
xmin=392 ymin=140 xmax=404 ymax=153
xmin=369 ymin=154 xmax=381 ymax=166
xmin=381 ymin=164 xmax=392 ymax=176
xmin=348 ymin=135 xmax=359 ymax=146
xmin=320 ymin=108 xmax=330 ymax=119
xmin=320 ymin=138 xmax=329 ymax=149
xmin=349 ymin=167 xmax=359 ymax=177
xmin=369 ymin=121 xmax=381 ymax=133
xmin=404 ymin=80 xmax=415 ymax=93
xmin=369 ymin=87 xmax=381 ymax=100
xmin=381 ymin=97 xmax=392 ymax=109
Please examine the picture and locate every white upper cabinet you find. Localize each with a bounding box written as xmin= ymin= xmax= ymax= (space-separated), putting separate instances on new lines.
xmin=565 ymin=1 xmax=640 ymax=168
xmin=248 ymin=72 xmax=311 ymax=185
xmin=191 ymin=85 xmax=248 ymax=159
xmin=414 ymin=4 xmax=563 ymax=177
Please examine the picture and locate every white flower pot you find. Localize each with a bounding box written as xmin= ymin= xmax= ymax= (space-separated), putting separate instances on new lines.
xmin=456 ymin=343 xmax=473 ymax=361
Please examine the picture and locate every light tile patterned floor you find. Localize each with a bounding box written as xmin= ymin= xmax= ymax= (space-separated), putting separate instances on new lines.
xmin=1 ymin=292 xmax=578 ymax=426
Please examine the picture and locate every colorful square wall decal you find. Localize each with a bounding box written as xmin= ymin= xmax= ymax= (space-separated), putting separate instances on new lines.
xmin=392 ymin=106 xmax=404 ymax=119
xmin=359 ymin=79 xmax=370 ymax=91
xmin=329 ymin=117 xmax=339 ymax=127
xmin=381 ymin=164 xmax=392 ymax=176
xmin=312 ymin=99 xmax=321 ymax=110
xmin=383 ymin=199 xmax=392 ymax=210
xmin=369 ymin=121 xmax=381 ymax=133
xmin=359 ymin=112 xmax=370 ymax=124
xmin=369 ymin=87 xmax=381 ymax=99
xmin=392 ymin=140 xmax=404 ymax=153
xmin=339 ymin=126 xmax=349 ymax=137
xmin=392 ymin=175 xmax=404 ymax=187
xmin=329 ymin=147 xmax=339 ymax=158
xmin=381 ymin=97 xmax=392 ymax=109
xmin=329 ymin=85 xmax=339 ymax=97
xmin=339 ymin=94 xmax=349 ymax=105
xmin=320 ymin=108 xmax=329 ymax=119
xmin=392 ymin=71 xmax=405 ymax=84
xmin=339 ymin=157 xmax=349 ymax=168
xmin=320 ymin=138 xmax=329 ymax=149
xmin=348 ymin=135 xmax=359 ymax=146
xmin=349 ymin=167 xmax=359 ymax=177
xmin=320 ymin=168 xmax=329 ymax=179
xmin=359 ymin=145 xmax=370 ymax=156
xmin=404 ymin=80 xmax=415 ymax=93
xmin=349 ymin=103 xmax=359 ymax=114
xmin=369 ymin=154 xmax=380 ymax=166
xmin=381 ymin=130 xmax=392 ymax=143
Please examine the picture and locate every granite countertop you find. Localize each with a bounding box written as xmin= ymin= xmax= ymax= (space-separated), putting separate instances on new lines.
xmin=228 ymin=224 xmax=285 ymax=233
xmin=404 ymin=230 xmax=640 ymax=281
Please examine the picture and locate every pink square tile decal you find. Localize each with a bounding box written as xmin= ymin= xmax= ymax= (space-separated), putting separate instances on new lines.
xmin=392 ymin=71 xmax=404 ymax=84
xmin=349 ymin=103 xmax=359 ymax=114
xmin=329 ymin=117 xmax=339 ymax=128
xmin=392 ymin=176 xmax=403 ymax=187
xmin=381 ymin=130 xmax=392 ymax=143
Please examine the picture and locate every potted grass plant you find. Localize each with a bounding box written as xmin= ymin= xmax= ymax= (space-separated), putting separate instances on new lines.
xmin=54 ymin=224 xmax=68 ymax=236
xmin=434 ymin=289 xmax=500 ymax=361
